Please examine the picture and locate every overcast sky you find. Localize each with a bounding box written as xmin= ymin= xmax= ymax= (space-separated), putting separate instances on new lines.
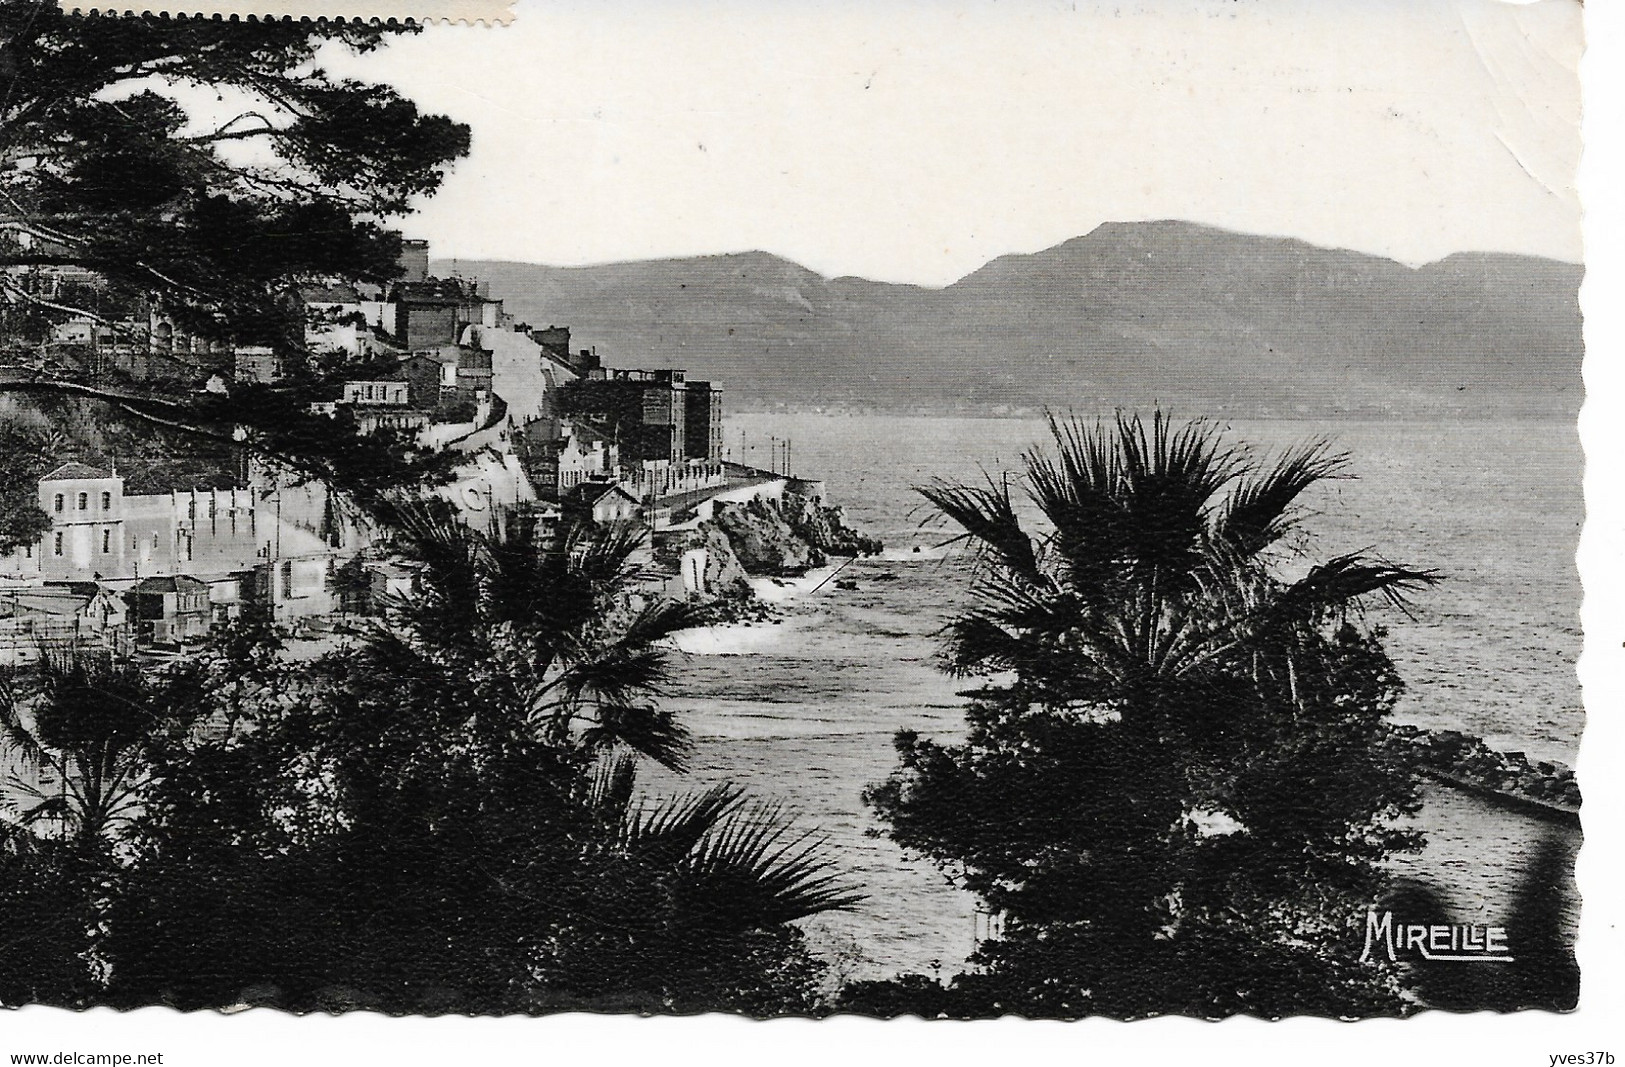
xmin=331 ymin=0 xmax=1583 ymax=286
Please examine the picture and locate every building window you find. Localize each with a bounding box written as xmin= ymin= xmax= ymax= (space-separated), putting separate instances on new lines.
xmin=77 ymin=492 xmax=87 ymax=510
xmin=53 ymin=493 xmax=63 ymax=513
xmin=101 ymin=492 xmax=111 ymax=510
xmin=101 ymin=529 xmax=110 ymax=553
xmin=53 ymin=532 xmax=62 ymax=556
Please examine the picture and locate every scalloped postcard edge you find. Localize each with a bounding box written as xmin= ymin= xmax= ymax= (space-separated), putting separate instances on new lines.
xmin=58 ymin=1 xmax=514 ymax=25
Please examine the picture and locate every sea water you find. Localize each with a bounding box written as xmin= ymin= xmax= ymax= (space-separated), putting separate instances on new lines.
xmin=644 ymin=414 xmax=1585 ymax=980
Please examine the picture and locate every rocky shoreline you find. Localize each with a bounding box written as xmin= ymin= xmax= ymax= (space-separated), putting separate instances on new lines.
xmin=653 ymin=506 xmax=1582 ymax=832
xmin=1393 ymin=725 xmax=1581 ymax=826
xmin=655 ymin=493 xmax=883 ymax=622
xmin=707 ymin=494 xmax=883 ymax=576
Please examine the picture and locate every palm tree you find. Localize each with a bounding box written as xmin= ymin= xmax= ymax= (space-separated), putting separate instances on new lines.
xmin=864 ymin=411 xmax=1440 ymax=1017
xmin=0 ymin=649 xmax=164 ymax=848
xmin=369 ymin=503 xmax=702 ymax=769
xmin=919 ymin=411 xmax=1435 ymax=721
xmin=534 ymin=751 xmax=864 ymax=1011
xmin=586 ymin=751 xmax=864 ymax=928
xmin=357 ymin=506 xmax=865 ymax=1009
xmin=0 ymin=648 xmax=185 ymax=1007
xmin=100 ymin=503 xmax=861 ymax=1013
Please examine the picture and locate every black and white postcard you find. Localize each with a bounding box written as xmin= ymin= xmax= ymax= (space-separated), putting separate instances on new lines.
xmin=0 ymin=1 xmax=1617 ymax=1063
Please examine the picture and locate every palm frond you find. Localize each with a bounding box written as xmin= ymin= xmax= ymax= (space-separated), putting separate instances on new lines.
xmin=481 ymin=517 xmax=557 ymax=629
xmin=1027 ymin=412 xmax=1243 ymax=585
xmin=564 ymin=518 xmax=655 ymax=590
xmin=0 ymin=668 xmax=48 ymax=770
xmin=943 ymin=613 xmax=1031 ymax=677
xmin=917 ymin=473 xmax=1042 ymax=583
xmin=619 ymin=782 xmax=746 ymax=865
xmin=1276 ymin=554 xmax=1442 ymax=623
xmin=1025 ymin=414 xmax=1126 ymax=582
xmin=579 ymin=704 xmax=693 ymax=771
xmin=679 ymin=801 xmax=866 ymax=929
xmin=527 ymin=596 xmax=702 ymax=747
xmin=379 ymin=501 xmax=488 ymax=645
xmin=1217 ymin=439 xmax=1349 ymax=558
xmin=588 ymin=750 xmax=641 ymax=822
xmin=546 ymin=626 xmax=679 ymax=712
xmin=619 ymin=596 xmax=708 ymax=649
xmin=1113 ymin=410 xmax=1242 ymax=574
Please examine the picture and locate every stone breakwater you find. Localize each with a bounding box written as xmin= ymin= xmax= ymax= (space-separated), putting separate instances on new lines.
xmin=1393 ymin=725 xmax=1581 ymax=823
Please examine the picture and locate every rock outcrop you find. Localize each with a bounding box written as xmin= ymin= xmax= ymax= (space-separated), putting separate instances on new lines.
xmin=691 ymin=522 xmax=753 ymax=598
xmin=654 ymin=492 xmax=883 ymax=623
xmin=703 ymin=494 xmax=885 ymax=576
xmin=709 ymin=497 xmax=817 ymax=575
xmin=778 ymin=493 xmax=884 ymax=559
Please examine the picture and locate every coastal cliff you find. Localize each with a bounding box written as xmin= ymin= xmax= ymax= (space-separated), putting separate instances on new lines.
xmin=656 ymin=492 xmax=884 ymax=623
xmin=706 ymin=495 xmax=882 ymax=577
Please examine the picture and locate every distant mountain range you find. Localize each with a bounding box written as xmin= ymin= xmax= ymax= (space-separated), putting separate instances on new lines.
xmin=435 ymin=219 xmax=1583 ymax=417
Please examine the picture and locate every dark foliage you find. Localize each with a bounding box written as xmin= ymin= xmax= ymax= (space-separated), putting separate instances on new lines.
xmin=1 ymin=6 xmax=466 ymax=335
xmin=862 ymin=412 xmax=1437 ymax=1018
xmin=90 ymin=519 xmax=857 ymax=1014
xmin=0 ymin=419 xmax=54 ymax=552
xmin=0 ymin=840 xmax=104 ymax=1008
xmin=0 ymin=3 xmax=470 ymax=505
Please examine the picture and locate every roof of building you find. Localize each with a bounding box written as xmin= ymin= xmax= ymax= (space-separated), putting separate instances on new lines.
xmin=0 ymin=590 xmax=90 ymax=619
xmin=412 ymin=344 xmax=465 ymax=365
xmin=300 ymin=282 xmax=363 ymax=304
xmin=392 ymin=278 xmax=467 ymax=305
xmin=130 ymin=575 xmax=209 ymax=594
xmin=44 ymin=580 xmax=106 ymax=599
xmin=41 ymin=461 xmax=113 ymax=482
xmin=565 ymin=481 xmax=639 ymax=508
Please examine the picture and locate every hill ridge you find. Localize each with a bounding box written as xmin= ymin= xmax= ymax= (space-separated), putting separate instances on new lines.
xmin=437 ymin=220 xmax=1581 ymax=417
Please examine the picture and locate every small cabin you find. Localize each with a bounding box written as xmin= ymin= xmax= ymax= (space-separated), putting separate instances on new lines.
xmin=125 ymin=574 xmax=211 ymax=646
xmin=564 ymin=481 xmax=642 ymax=525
